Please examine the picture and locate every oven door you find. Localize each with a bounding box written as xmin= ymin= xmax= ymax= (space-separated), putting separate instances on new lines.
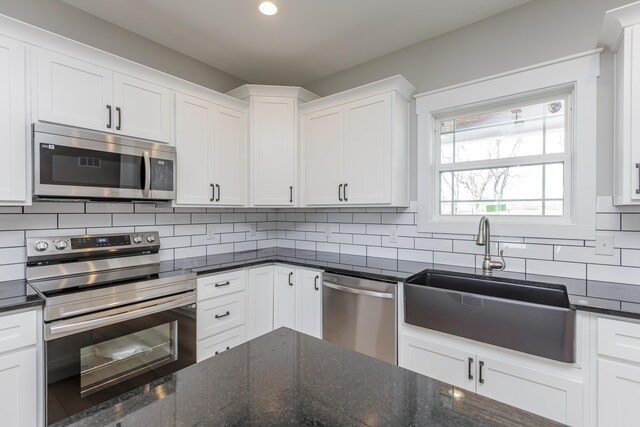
xmin=45 ymin=292 xmax=196 ymax=425
xmin=33 ymin=130 xmax=175 ymax=201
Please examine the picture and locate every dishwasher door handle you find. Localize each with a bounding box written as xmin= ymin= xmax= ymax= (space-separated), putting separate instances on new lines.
xmin=323 ymin=281 xmax=394 ymax=299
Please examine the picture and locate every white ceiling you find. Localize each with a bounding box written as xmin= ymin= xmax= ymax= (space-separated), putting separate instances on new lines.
xmin=62 ymin=0 xmax=532 ymax=86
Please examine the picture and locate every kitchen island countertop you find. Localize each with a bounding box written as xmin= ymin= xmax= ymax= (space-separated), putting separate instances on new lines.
xmin=51 ymin=327 xmax=562 ymax=427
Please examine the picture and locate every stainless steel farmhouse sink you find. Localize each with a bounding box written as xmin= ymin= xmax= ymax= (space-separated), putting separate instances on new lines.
xmin=404 ymin=270 xmax=576 ymax=363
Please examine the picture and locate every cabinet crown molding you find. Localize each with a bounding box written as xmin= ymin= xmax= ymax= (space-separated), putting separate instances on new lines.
xmin=299 ymin=75 xmax=416 ymax=114
xmin=226 ymin=84 xmax=319 ymax=103
xmin=600 ymin=1 xmax=640 ymax=51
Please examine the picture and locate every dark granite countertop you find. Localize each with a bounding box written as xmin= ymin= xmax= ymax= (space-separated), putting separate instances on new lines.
xmin=0 ymin=279 xmax=44 ymax=313
xmin=171 ymin=248 xmax=640 ymax=321
xmin=52 ymin=327 xmax=561 ymax=427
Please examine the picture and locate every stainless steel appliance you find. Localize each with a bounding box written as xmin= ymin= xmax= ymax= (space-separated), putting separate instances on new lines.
xmin=33 ymin=123 xmax=176 ymax=201
xmin=322 ymin=273 xmax=397 ymax=364
xmin=26 ymin=232 xmax=196 ymax=425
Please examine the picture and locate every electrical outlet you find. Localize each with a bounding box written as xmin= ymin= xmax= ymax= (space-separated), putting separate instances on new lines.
xmin=249 ymin=224 xmax=257 ymax=237
xmin=389 ymin=227 xmax=399 ymax=244
xmin=324 ymin=229 xmax=332 ymax=239
xmin=595 ymin=233 xmax=615 ymax=256
xmin=207 ymin=228 xmax=216 ymax=240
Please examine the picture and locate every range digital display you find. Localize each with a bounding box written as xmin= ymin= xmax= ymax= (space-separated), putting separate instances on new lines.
xmin=71 ymin=235 xmax=131 ymax=249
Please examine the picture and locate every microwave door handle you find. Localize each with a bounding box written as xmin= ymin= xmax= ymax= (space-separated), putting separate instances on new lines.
xmin=142 ymin=151 xmax=151 ymax=198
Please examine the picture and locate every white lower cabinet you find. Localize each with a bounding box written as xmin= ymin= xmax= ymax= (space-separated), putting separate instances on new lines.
xmin=274 ymin=266 xmax=297 ymax=329
xmin=246 ymin=266 xmax=274 ymax=340
xmin=399 ymin=329 xmax=584 ymax=426
xmin=296 ymin=269 xmax=322 ymax=339
xmin=0 ymin=309 xmax=39 ymax=427
xmin=196 ymin=271 xmax=247 ymax=363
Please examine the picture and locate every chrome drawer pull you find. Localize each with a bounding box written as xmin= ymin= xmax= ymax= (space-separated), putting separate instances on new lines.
xmin=214 ymin=281 xmax=231 ymax=288
xmin=215 ymin=311 xmax=230 ymax=319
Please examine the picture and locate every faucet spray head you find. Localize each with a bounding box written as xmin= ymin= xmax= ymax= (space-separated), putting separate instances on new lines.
xmin=476 ymin=216 xmax=488 ymax=246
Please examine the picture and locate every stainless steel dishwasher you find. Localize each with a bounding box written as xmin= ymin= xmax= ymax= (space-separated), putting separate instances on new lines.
xmin=322 ymin=273 xmax=397 ymax=364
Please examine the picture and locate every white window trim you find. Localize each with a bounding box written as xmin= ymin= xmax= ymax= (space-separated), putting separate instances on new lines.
xmin=416 ymin=50 xmax=601 ymax=240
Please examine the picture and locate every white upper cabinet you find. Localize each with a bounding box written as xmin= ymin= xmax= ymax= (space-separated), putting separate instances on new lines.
xmin=601 ymin=3 xmax=640 ymax=205
xmin=0 ymin=35 xmax=28 ymax=204
xmin=301 ymin=75 xmax=415 ymax=207
xmin=226 ymin=85 xmax=319 ymax=207
xmin=113 ymin=73 xmax=174 ymax=143
xmin=37 ymin=48 xmax=113 ymax=133
xmin=37 ymin=48 xmax=174 ymax=143
xmin=175 ymin=92 xmax=248 ymax=207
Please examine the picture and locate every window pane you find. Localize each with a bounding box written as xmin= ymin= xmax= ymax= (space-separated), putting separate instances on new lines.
xmin=439 ymin=97 xmax=567 ymax=164
xmin=439 ymin=163 xmax=564 ymax=216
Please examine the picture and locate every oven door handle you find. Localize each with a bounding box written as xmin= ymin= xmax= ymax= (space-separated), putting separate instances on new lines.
xmin=45 ymin=292 xmax=196 ymax=341
xmin=142 ymin=151 xmax=151 ymax=198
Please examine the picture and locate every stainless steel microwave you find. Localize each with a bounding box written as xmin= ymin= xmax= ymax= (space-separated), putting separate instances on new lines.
xmin=33 ymin=123 xmax=176 ymax=202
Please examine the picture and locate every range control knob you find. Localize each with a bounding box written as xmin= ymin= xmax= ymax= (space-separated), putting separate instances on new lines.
xmin=146 ymin=235 xmax=156 ymax=243
xmin=133 ymin=235 xmax=143 ymax=244
xmin=55 ymin=240 xmax=68 ymax=250
xmin=35 ymin=241 xmax=48 ymax=252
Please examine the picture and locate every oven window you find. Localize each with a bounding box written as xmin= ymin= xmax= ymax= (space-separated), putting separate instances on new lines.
xmin=79 ymin=322 xmax=177 ymax=397
xmin=39 ymin=144 xmax=143 ymax=189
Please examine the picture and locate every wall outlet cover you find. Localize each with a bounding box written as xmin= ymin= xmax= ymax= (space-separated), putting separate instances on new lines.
xmin=595 ymin=234 xmax=615 ymax=256
xmin=249 ymin=224 xmax=257 ymax=237
xmin=207 ymin=228 xmax=216 ymax=240
xmin=324 ymin=230 xmax=332 ymax=239
xmin=389 ymin=227 xmax=399 ymax=243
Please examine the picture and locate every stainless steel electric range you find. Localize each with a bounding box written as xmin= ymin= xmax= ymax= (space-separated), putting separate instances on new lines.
xmin=26 ymin=231 xmax=196 ymax=426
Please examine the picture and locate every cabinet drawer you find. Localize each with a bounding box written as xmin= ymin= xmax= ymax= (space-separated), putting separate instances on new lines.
xmin=197 ymin=326 xmax=246 ymax=363
xmin=598 ymin=317 xmax=640 ymax=363
xmin=197 ymin=270 xmax=246 ymax=301
xmin=197 ymin=293 xmax=245 ymax=340
xmin=0 ymin=310 xmax=37 ymax=353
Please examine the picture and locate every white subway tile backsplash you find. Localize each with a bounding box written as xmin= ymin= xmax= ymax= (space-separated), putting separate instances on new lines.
xmin=87 ymin=227 xmax=135 ymax=235
xmin=134 ymin=203 xmax=173 ymax=213
xmin=381 ymin=213 xmax=415 ymax=225
xmin=221 ymin=213 xmax=246 ymax=223
xmin=339 ymin=223 xmax=366 ymax=234
xmin=258 ymin=239 xmax=277 ymax=249
xmin=588 ymin=264 xmax=640 ymax=285
xmin=0 ymin=263 xmax=25 ymax=281
xmin=160 ymin=236 xmax=191 ymax=249
xmin=295 ymin=240 xmax=316 ymax=251
xmin=112 ymin=214 xmax=155 ymax=226
xmin=156 ymin=213 xmax=190 ymax=225
xmin=499 ymin=242 xmax=553 ymax=260
xmin=381 ymin=235 xmax=414 ymax=249
xmin=353 ymin=234 xmax=381 ymax=246
xmin=526 ymin=259 xmax=586 ymax=279
xmin=59 ymin=214 xmax=111 ymax=228
xmin=25 ymin=202 xmax=84 ymax=214
xmin=328 ymin=213 xmax=352 ymax=223
xmin=340 ymin=244 xmax=366 ymax=256
xmin=0 ymin=231 xmax=24 ymax=248
xmin=554 ymin=245 xmax=620 ymax=265
xmin=0 ymin=214 xmax=57 ymax=230
xmin=221 ymin=233 xmax=246 ymax=244
xmin=434 ymin=252 xmax=475 ymax=268
xmin=174 ymin=224 xmax=206 ymax=236
xmin=234 ymin=241 xmax=257 ymax=252
xmin=398 ymin=249 xmax=433 ymax=263
xmin=85 ymin=203 xmax=135 ymax=213
xmin=26 ymin=228 xmax=85 ymax=238
xmin=353 ymin=213 xmax=381 ymax=224
xmin=175 ymin=246 xmax=206 ymax=259
xmin=317 ymin=242 xmax=339 ymax=253
xmin=621 ymin=249 xmax=640 ymax=267
xmin=414 ymin=238 xmax=452 ymax=252
xmin=295 ymin=223 xmax=316 ymax=232
xmin=622 ymin=214 xmax=640 ymax=231
xmin=453 ymin=240 xmax=497 ymax=256
xmin=597 ymin=214 xmax=621 ymax=231
xmin=306 ymin=213 xmax=328 ymax=222
xmin=367 ymin=246 xmax=397 ymax=259
xmin=0 ymin=247 xmax=26 ymax=264
xmin=191 ymin=213 xmax=221 ymax=224
xmin=207 ymin=243 xmax=235 ymax=255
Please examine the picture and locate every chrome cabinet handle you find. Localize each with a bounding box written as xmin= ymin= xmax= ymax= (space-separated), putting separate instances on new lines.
xmin=468 ymin=357 xmax=474 ymax=380
xmin=210 ymin=183 xmax=215 ymax=202
xmin=116 ymin=106 xmax=122 ymax=130
xmin=215 ymin=311 xmax=230 ymax=319
xmin=479 ymin=361 xmax=485 ymax=384
xmin=288 ymin=272 xmax=294 ymax=286
xmin=106 ymin=105 xmax=112 ymax=129
xmin=142 ymin=151 xmax=151 ymax=198
xmin=216 ymin=184 xmax=220 ymax=202
xmin=290 ymin=186 xmax=293 ymax=203
xmin=343 ymin=183 xmax=348 ymax=201
xmin=314 ymin=275 xmax=320 ymax=291
xmin=214 ymin=281 xmax=230 ymax=288
xmin=338 ymin=184 xmax=343 ymax=201
xmin=636 ymin=163 xmax=640 ymax=194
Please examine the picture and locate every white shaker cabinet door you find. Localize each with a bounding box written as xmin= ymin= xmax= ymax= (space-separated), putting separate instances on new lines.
xmin=304 ymin=106 xmax=343 ymax=205
xmin=598 ymin=359 xmax=640 ymax=427
xmin=175 ymin=93 xmax=214 ymax=205
xmin=252 ymin=96 xmax=296 ymax=206
xmin=296 ymin=269 xmax=322 ymax=339
xmin=113 ymin=73 xmax=174 ymax=143
xmin=37 ymin=48 xmax=113 ymax=132
xmin=476 ymin=354 xmax=582 ymax=426
xmin=274 ymin=266 xmax=297 ymax=330
xmin=246 ymin=266 xmax=275 ymax=340
xmin=0 ymin=347 xmax=37 ymax=427
xmin=342 ymin=93 xmax=392 ymax=205
xmin=212 ymin=104 xmax=247 ymax=206
xmin=0 ymin=35 xmax=27 ymax=203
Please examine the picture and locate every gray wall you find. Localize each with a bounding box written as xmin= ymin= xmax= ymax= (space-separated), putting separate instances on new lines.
xmin=0 ymin=0 xmax=245 ymax=92
xmin=303 ymin=0 xmax=634 ymax=198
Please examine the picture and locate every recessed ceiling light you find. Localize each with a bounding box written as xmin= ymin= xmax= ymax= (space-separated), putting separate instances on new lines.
xmin=258 ymin=1 xmax=278 ymax=16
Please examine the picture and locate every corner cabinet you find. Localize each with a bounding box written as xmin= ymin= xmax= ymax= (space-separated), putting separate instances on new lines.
xmin=272 ymin=265 xmax=323 ymax=338
xmin=601 ymin=3 xmax=640 ymax=205
xmin=36 ymin=48 xmax=174 ymax=144
xmin=300 ymin=75 xmax=416 ymax=207
xmin=226 ymin=85 xmax=319 ymax=207
xmin=0 ymin=35 xmax=28 ymax=204
xmin=175 ymin=92 xmax=248 ymax=207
